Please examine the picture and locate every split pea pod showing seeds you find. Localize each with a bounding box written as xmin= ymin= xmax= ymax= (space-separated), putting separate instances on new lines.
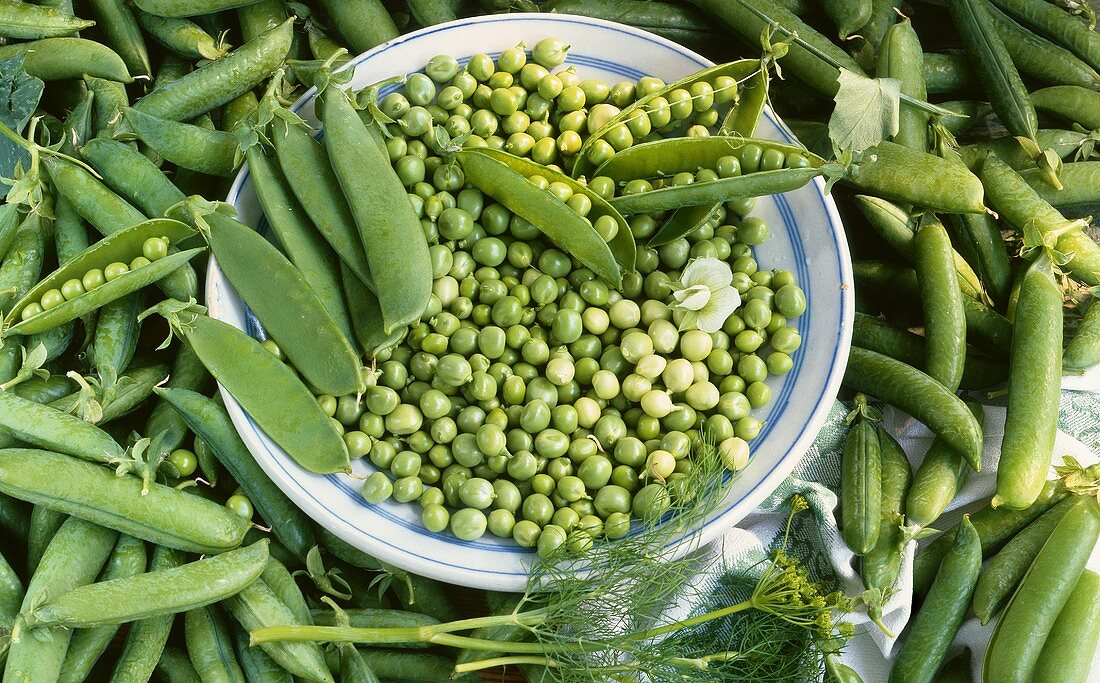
xmin=595 ymin=135 xmax=821 ymax=177
xmin=2 ymin=218 xmax=199 ymax=337
xmin=0 ymin=448 xmax=250 ymax=554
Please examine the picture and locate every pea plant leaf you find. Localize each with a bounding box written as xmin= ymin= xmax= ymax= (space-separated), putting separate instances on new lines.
xmin=0 ymin=55 xmax=43 ymax=181
xmin=829 ymin=69 xmax=900 ymax=154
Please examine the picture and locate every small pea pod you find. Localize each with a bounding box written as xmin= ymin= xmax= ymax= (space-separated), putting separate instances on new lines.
xmin=988 ymin=0 xmax=1100 ymax=74
xmin=1032 ymin=569 xmax=1100 ymax=683
xmin=87 ymin=0 xmax=150 ymax=77
xmin=0 ymin=448 xmax=250 ymax=554
xmin=1064 ymin=293 xmax=1100 ymax=370
xmin=205 ymin=212 xmax=362 ymax=396
xmin=138 ymin=12 xmax=228 ymax=61
xmin=92 ymin=292 xmax=142 ymax=382
xmin=80 ymin=137 xmax=186 ymax=218
xmin=171 ymin=314 xmax=351 ymax=474
xmin=841 ymin=395 xmax=882 ymax=556
xmin=0 ymin=0 xmax=94 ymax=39
xmin=890 ymin=516 xmax=981 ymax=682
xmin=314 ymin=0 xmax=398 ymax=53
xmin=0 ymin=38 xmax=130 ymax=82
xmin=986 ymin=4 xmax=1100 ymax=90
xmin=125 ymin=107 xmax=240 ymax=176
xmin=233 ymin=625 xmax=292 ymax=683
xmin=844 ymin=142 xmax=987 ymax=214
xmin=0 ymin=389 xmax=124 ymax=462
xmin=156 ymin=647 xmax=202 ymax=683
xmin=995 ymin=252 xmax=1062 ymax=510
xmin=246 ymin=143 xmax=352 ymax=342
xmin=984 ymin=496 xmax=1100 ymax=682
xmin=186 ymin=604 xmax=247 ymax=683
xmin=143 ymin=342 xmax=211 ymax=454
xmin=0 ymin=216 xmax=47 ymax=314
xmin=238 ymin=0 xmax=285 ymax=42
xmin=860 ymin=428 xmax=911 ymax=629
xmin=914 ymin=218 xmax=967 ymax=391
xmin=458 ymin=150 xmax=625 ymax=284
xmin=27 ymin=506 xmax=65 ymax=575
xmin=843 ymin=347 xmax=984 ymax=470
xmin=1030 ymin=85 xmax=1100 ymax=130
xmin=905 ymin=401 xmax=985 ymax=535
xmin=321 ymin=84 xmax=432 ymax=332
xmin=342 ymin=264 xmax=403 ymax=359
xmin=3 ymin=517 xmax=117 ymax=683
xmin=226 ymin=579 xmax=334 ymax=683
xmin=270 ymin=120 xmax=373 ymax=287
xmin=57 ymin=534 xmax=147 ymax=683
xmin=878 ymin=18 xmax=928 ymax=152
xmin=135 ymin=18 xmax=293 ymax=122
xmin=971 ymin=496 xmax=1075 ymax=625
xmin=110 ymin=545 xmax=182 ymax=683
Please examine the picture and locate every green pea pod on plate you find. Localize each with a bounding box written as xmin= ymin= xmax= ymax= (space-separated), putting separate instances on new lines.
xmin=2 ymin=218 xmax=200 ymax=337
xmin=457 ymin=148 xmax=628 ymax=288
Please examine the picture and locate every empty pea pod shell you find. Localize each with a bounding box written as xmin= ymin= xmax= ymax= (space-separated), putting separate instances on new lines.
xmin=595 ymin=136 xmax=824 ymax=182
xmin=178 ymin=314 xmax=351 ymax=475
xmin=2 ymin=218 xmax=199 ymax=337
xmin=457 ymin=148 xmax=626 ymax=288
xmin=0 ymin=448 xmax=250 ymax=554
xmin=123 ymin=107 xmax=239 ymax=176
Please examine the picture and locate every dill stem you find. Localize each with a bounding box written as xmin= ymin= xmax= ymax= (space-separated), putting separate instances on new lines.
xmin=453 ymin=656 xmax=559 ymax=673
xmin=625 ymin=599 xmax=754 ymax=641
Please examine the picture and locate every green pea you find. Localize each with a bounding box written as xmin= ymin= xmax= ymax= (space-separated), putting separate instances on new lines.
xmin=142 ymin=236 xmax=170 ymax=261
xmin=771 ymin=327 xmax=802 ymax=354
xmin=760 ymin=147 xmax=786 ymax=172
xmin=775 ymin=284 xmax=807 ymax=318
xmin=361 ymin=472 xmax=394 ymax=504
xmin=447 ymin=508 xmax=485 ymax=541
xmin=58 ymin=278 xmax=85 ymax=301
xmin=735 ymin=416 xmax=764 ymax=440
xmin=594 ymin=485 xmax=632 ymax=516
xmin=767 ymin=352 xmax=794 ymax=375
xmin=420 ymin=504 xmax=449 ymax=533
xmin=393 ymin=476 xmax=424 ymax=504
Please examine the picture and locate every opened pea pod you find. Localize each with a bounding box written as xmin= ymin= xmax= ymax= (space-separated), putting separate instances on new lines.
xmin=2 ymin=218 xmax=199 ymax=338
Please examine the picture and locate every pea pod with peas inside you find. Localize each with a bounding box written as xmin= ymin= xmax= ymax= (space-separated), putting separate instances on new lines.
xmin=1032 ymin=569 xmax=1100 ymax=683
xmin=840 ymin=395 xmax=881 ymax=556
xmin=456 ymin=148 xmax=627 ymax=288
xmin=904 ymin=401 xmax=984 ymax=538
xmin=123 ymin=107 xmax=240 ymax=177
xmin=1 ymin=218 xmax=200 ymax=337
xmin=1064 ymin=292 xmax=1100 ymax=371
xmin=0 ymin=38 xmax=131 ymax=82
xmin=845 ymin=142 xmax=987 ymax=214
xmin=0 ymin=1 xmax=95 ymax=39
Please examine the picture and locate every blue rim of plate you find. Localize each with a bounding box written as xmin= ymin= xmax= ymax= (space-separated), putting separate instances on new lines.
xmin=211 ymin=13 xmax=854 ymax=585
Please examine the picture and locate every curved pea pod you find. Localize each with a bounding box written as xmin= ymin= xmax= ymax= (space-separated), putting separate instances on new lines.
xmin=890 ymin=517 xmax=980 ymax=683
xmin=1021 ymin=161 xmax=1100 ymax=218
xmin=131 ymin=0 xmax=272 ymax=18
xmin=234 ymin=625 xmax=292 ymax=683
xmin=226 ymin=579 xmax=334 ymax=683
xmin=905 ymin=401 xmax=984 ymax=535
xmin=0 ymin=448 xmax=250 ymax=554
xmin=0 ymin=389 xmax=124 ymax=463
xmin=988 ymin=0 xmax=1100 ymax=74
xmin=1033 ymin=569 xmax=1100 ymax=683
xmin=135 ymin=18 xmax=293 ymax=122
xmin=0 ymin=548 xmax=22 ymax=657
xmin=137 ymin=12 xmax=227 ymax=61
xmin=110 ymin=545 xmax=182 ymax=683
xmin=995 ymin=253 xmax=1062 ymax=510
xmin=176 ymin=314 xmax=350 ymax=474
xmin=124 ymin=108 xmax=239 ymax=176
xmin=572 ymin=59 xmax=763 ymax=178
xmin=459 ymin=147 xmax=633 ymax=285
xmin=186 ymin=604 xmax=246 ymax=683
xmin=959 ymin=129 xmax=1090 ymax=172
xmin=971 ymin=496 xmax=1074 ymax=625
xmin=87 ymin=0 xmax=150 ymax=78
xmin=844 ymin=142 xmax=987 ymax=214
xmin=58 ymin=534 xmax=147 ymax=683
xmin=987 ymin=3 xmax=1100 ymax=90
xmin=981 ymin=153 xmax=1100 ymax=286
xmin=861 ymin=428 xmax=911 ymax=625
xmin=841 ymin=398 xmax=881 ymax=556
xmin=262 ymin=556 xmax=310 ymax=624
xmin=984 ymin=496 xmax=1100 ymax=683
xmin=205 ymin=213 xmax=362 ymax=396
xmin=1064 ymin=295 xmax=1100 ymax=371
xmin=620 ymin=165 xmax=821 ymax=216
xmin=239 ymin=0 xmax=286 ymax=42
xmin=0 ymin=37 xmax=130 ymax=82
xmin=877 ymin=18 xmax=927 ymax=153
xmin=80 ymin=137 xmax=187 ymax=218
xmin=0 ymin=1 xmax=94 ymax=39
xmin=2 ymin=220 xmax=200 ymax=337
xmin=3 ymin=517 xmax=117 ymax=683
xmin=27 ymin=506 xmax=65 ymax=576
xmin=342 ymin=264 xmax=402 ymax=359
xmin=92 ymin=292 xmax=142 ymax=381
xmin=321 ymin=86 xmax=431 ymax=333
xmin=843 ymin=347 xmax=984 ymax=471
xmin=596 ymin=135 xmax=823 ymax=181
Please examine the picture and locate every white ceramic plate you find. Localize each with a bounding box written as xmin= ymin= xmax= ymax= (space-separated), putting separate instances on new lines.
xmin=209 ymin=13 xmax=854 ymax=591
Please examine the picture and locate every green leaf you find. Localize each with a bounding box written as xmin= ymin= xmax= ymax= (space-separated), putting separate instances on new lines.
xmin=829 ymin=69 xmax=900 ymax=153
xmin=0 ymin=56 xmax=43 ymax=180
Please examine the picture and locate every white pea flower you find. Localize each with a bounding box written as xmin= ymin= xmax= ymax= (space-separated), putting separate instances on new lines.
xmin=669 ymin=257 xmax=741 ymax=333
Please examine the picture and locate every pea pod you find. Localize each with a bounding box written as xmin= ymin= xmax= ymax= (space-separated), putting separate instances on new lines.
xmin=959 ymin=130 xmax=1090 ymax=172
xmin=246 ymin=143 xmax=352 ymax=342
xmin=905 ymin=401 xmax=984 ymax=534
xmin=0 ymin=38 xmax=130 ymax=82
xmin=1064 ymin=294 xmax=1100 ymax=370
xmin=186 ymin=604 xmax=246 ymax=683
xmin=845 ymin=142 xmax=987 ymax=214
xmin=174 ymin=314 xmax=350 ymax=474
xmin=0 ymin=389 xmax=124 ymax=463
xmin=3 ymin=223 xmax=201 ymax=337
xmin=843 ymin=347 xmax=984 ymax=471
xmin=0 ymin=448 xmax=250 ymax=554
xmin=572 ymin=59 xmax=763 ymax=178
xmin=914 ymin=218 xmax=967 ymax=391
xmin=314 ymin=0 xmax=398 ymax=53
xmin=821 ymin=0 xmax=871 ymax=39
xmin=156 ymin=647 xmax=202 ymax=683
xmin=0 ymin=1 xmax=94 ymax=39
xmin=0 ymin=548 xmax=22 ymax=658
xmin=83 ymin=75 xmax=127 ymax=133
xmin=971 ymin=496 xmax=1075 ymax=625
xmin=131 ymin=0 xmax=269 ymax=17
xmin=110 ymin=546 xmax=182 ymax=683
xmin=995 ymin=252 xmax=1062 ymax=510
xmin=226 ymin=579 xmax=334 ymax=683
xmin=270 ymin=120 xmax=374 ymax=287
xmin=0 ymin=203 xmax=23 ymax=264
xmin=13 ymin=374 xmax=76 ymax=404
xmin=233 ymin=626 xmax=292 ymax=683
xmin=0 ymin=216 xmax=47 ymax=314
xmin=462 ymin=147 xmax=634 ymax=279
xmin=87 ymin=0 xmax=150 ymax=77
xmin=989 ymin=0 xmax=1100 ymax=73
xmin=946 ymin=212 xmax=1012 ymax=310
xmin=58 ymin=534 xmax=147 ymax=683
xmin=878 ymin=18 xmax=928 ymax=153
xmin=841 ymin=396 xmax=881 ymax=556
xmin=238 ymin=0 xmax=285 ymax=42
xmin=27 ymin=506 xmax=65 ymax=576
xmin=262 ymin=556 xmax=311 ymax=625
xmin=138 ymin=12 xmax=227 ymax=61
xmin=205 ymin=212 xmax=361 ymax=396
xmin=125 ymin=107 xmax=239 ymax=176
xmin=1020 ymin=161 xmax=1100 ymax=218
xmin=80 ymin=137 xmax=187 ymax=218
xmin=924 ymin=53 xmax=976 ymax=96
xmin=342 ymin=264 xmax=402 ymax=359
xmin=1029 ymin=85 xmax=1100 ymax=130
xmin=143 ymin=342 xmax=211 ymax=454
xmin=1033 ymin=569 xmax=1100 ymax=683
xmin=889 ymin=517 xmax=981 ymax=683
xmin=92 ymin=292 xmax=142 ymax=381
xmin=49 ymin=361 xmax=170 ymax=427
xmin=134 ymin=18 xmax=293 ymax=122
xmin=356 ymin=649 xmax=478 ymax=683
xmin=596 ymin=136 xmax=823 ymax=183
xmin=987 ymin=4 xmax=1100 ymax=89
xmin=860 ymin=428 xmax=911 ymax=632
xmin=984 ymin=496 xmax=1100 ymax=682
